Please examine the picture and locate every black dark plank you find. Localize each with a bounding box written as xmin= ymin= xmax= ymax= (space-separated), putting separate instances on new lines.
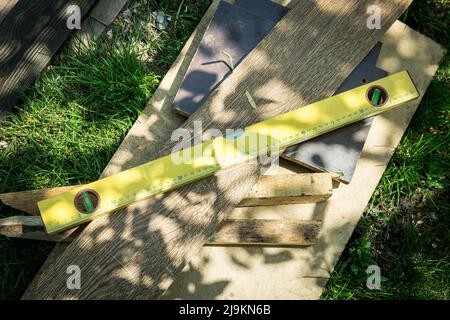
xmin=0 ymin=0 xmax=96 ymax=122
xmin=235 ymin=0 xmax=288 ymax=22
xmin=282 ymin=43 xmax=387 ymax=182
xmin=173 ymin=1 xmax=277 ymax=116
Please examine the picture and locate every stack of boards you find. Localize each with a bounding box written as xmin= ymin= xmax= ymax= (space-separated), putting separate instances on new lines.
xmin=173 ymin=0 xmax=388 ymax=183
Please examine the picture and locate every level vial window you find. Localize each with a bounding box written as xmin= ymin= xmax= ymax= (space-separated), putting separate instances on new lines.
xmin=74 ymin=189 xmax=100 ymax=214
xmin=366 ymin=85 xmax=388 ymax=106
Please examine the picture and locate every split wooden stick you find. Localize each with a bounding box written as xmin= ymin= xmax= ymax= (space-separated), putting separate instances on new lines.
xmin=0 ymin=215 xmax=321 ymax=246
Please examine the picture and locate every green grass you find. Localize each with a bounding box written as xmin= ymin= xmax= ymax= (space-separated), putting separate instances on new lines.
xmin=322 ymin=0 xmax=449 ymax=300
xmin=0 ymin=0 xmax=448 ymax=300
xmin=0 ymin=0 xmax=210 ymax=300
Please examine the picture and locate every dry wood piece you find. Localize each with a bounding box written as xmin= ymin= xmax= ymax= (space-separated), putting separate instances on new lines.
xmin=0 ymin=173 xmax=334 ymax=215
xmin=23 ymin=0 xmax=413 ymax=300
xmin=241 ymin=173 xmax=333 ymax=206
xmin=0 ymin=216 xmax=321 ymax=246
xmin=0 ymin=0 xmax=96 ymax=122
xmin=89 ymin=0 xmax=127 ymax=26
xmin=209 ymin=219 xmax=321 ymax=246
xmin=0 ymin=185 xmax=81 ymax=216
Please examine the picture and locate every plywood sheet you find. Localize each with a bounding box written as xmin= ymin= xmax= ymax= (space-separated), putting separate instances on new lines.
xmin=163 ymin=20 xmax=446 ymax=300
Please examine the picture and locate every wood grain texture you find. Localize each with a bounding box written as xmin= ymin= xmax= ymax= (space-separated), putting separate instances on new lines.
xmin=89 ymin=0 xmax=127 ymax=26
xmin=0 ymin=0 xmax=18 ymax=25
xmin=0 ymin=216 xmax=80 ymax=242
xmin=0 ymin=173 xmax=333 ymax=214
xmin=0 ymin=216 xmax=321 ymax=246
xmin=23 ymin=0 xmax=222 ymax=299
xmin=23 ymin=0 xmax=412 ymax=300
xmin=0 ymin=0 xmax=96 ymax=122
xmin=240 ymin=173 xmax=332 ymax=206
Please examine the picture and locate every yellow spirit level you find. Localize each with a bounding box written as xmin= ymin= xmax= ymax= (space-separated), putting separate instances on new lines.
xmin=39 ymin=71 xmax=419 ymax=235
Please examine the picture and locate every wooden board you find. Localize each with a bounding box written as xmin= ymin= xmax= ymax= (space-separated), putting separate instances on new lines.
xmin=0 ymin=0 xmax=97 ymax=122
xmin=0 ymin=216 xmax=322 ymax=246
xmin=23 ymin=0 xmax=413 ymax=300
xmin=22 ymin=0 xmax=222 ymax=299
xmin=173 ymin=1 xmax=278 ymax=116
xmin=24 ymin=13 xmax=445 ymax=299
xmin=0 ymin=173 xmax=333 ymax=215
xmin=0 ymin=216 xmax=80 ymax=243
xmin=209 ymin=219 xmax=321 ymax=246
xmin=0 ymin=185 xmax=81 ymax=216
xmin=89 ymin=0 xmax=127 ymax=25
xmin=68 ymin=0 xmax=128 ymax=48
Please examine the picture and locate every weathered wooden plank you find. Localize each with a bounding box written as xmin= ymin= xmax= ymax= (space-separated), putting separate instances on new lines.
xmin=68 ymin=0 xmax=129 ymax=48
xmin=89 ymin=0 xmax=127 ymax=26
xmin=23 ymin=0 xmax=412 ymax=300
xmin=0 ymin=185 xmax=81 ymax=216
xmin=0 ymin=216 xmax=80 ymax=242
xmin=0 ymin=173 xmax=333 ymax=214
xmin=173 ymin=1 xmax=277 ymax=116
xmin=0 ymin=216 xmax=321 ymax=246
xmin=240 ymin=173 xmax=333 ymax=206
xmin=0 ymin=0 xmax=96 ymax=122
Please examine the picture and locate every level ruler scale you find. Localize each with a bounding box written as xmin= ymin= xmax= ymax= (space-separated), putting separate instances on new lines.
xmin=40 ymin=71 xmax=419 ymax=235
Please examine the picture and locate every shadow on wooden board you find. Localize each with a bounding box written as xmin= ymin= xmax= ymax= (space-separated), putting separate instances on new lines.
xmin=20 ymin=0 xmax=422 ymax=300
xmin=0 ymin=0 xmax=96 ymax=122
